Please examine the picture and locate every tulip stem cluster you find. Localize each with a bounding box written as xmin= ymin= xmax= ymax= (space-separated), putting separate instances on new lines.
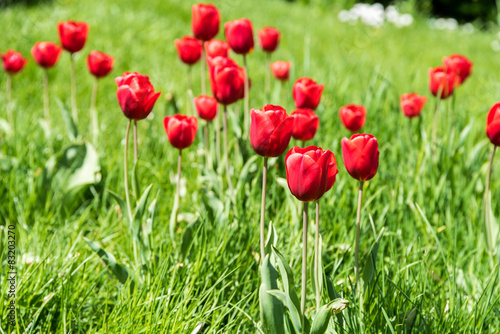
xmin=43 ymin=70 xmax=50 ymax=129
xmin=260 ymin=157 xmax=268 ymax=260
xmin=133 ymin=120 xmax=138 ymax=163
xmin=6 ymin=75 xmax=12 ymax=126
xmin=301 ymin=201 xmax=308 ymax=320
xmin=90 ymin=79 xmax=99 ymax=145
xmin=70 ymin=54 xmax=78 ymax=123
xmin=354 ymin=181 xmax=364 ymax=306
xmin=170 ymin=150 xmax=183 ymax=244
xmin=222 ymin=105 xmax=234 ymax=193
xmin=485 ymin=146 xmax=496 ymax=262
xmin=314 ymin=199 xmax=321 ymax=312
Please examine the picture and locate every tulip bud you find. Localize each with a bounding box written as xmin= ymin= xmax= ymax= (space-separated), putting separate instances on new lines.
xmin=258 ymin=27 xmax=280 ymax=53
xmin=250 ymin=104 xmax=293 ymax=157
xmin=293 ymin=77 xmax=324 ymax=110
xmin=192 ymin=3 xmax=220 ymax=41
xmin=115 ymin=72 xmax=161 ymax=120
xmin=428 ymin=66 xmax=460 ymax=99
xmin=285 ymin=146 xmax=338 ymax=202
xmin=58 ymin=21 xmax=89 ymax=54
xmin=204 ymin=39 xmax=230 ymax=58
xmin=271 ymin=61 xmax=290 ymax=81
xmin=339 ymin=104 xmax=366 ymax=132
xmin=31 ymin=42 xmax=62 ymax=69
xmin=225 ymin=19 xmax=254 ymax=55
xmin=400 ymin=93 xmax=427 ymax=118
xmin=208 ymin=56 xmax=245 ymax=105
xmin=163 ymin=114 xmax=198 ymax=150
xmin=443 ymin=54 xmax=472 ymax=83
xmin=487 ymin=103 xmax=500 ymax=146
xmin=174 ymin=36 xmax=202 ymax=66
xmin=291 ymin=108 xmax=319 ymax=142
xmin=1 ymin=50 xmax=28 ymax=75
xmin=194 ymin=95 xmax=218 ymax=122
xmin=341 ymin=134 xmax=379 ymax=182
xmin=87 ymin=51 xmax=114 ymax=78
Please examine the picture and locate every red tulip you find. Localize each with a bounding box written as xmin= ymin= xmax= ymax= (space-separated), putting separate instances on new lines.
xmin=1 ymin=50 xmax=28 ymax=75
xmin=192 ymin=3 xmax=220 ymax=41
xmin=57 ymin=21 xmax=89 ymax=54
xmin=291 ymin=108 xmax=319 ymax=142
xmin=224 ymin=19 xmax=254 ymax=55
xmin=443 ymin=54 xmax=472 ymax=83
xmin=31 ymin=42 xmax=62 ymax=69
xmin=400 ymin=93 xmax=427 ymax=118
xmin=339 ymin=104 xmax=366 ymax=132
xmin=293 ymin=77 xmax=324 ymax=110
xmin=250 ymin=104 xmax=293 ymax=157
xmin=341 ymin=134 xmax=379 ymax=182
xmin=428 ymin=66 xmax=461 ymax=99
xmin=194 ymin=95 xmax=218 ymax=122
xmin=204 ymin=39 xmax=230 ymax=58
xmin=115 ymin=72 xmax=161 ymax=120
xmin=486 ymin=103 xmax=500 ymax=146
xmin=87 ymin=51 xmax=114 ymax=78
xmin=208 ymin=56 xmax=245 ymax=105
xmin=175 ymin=36 xmax=202 ymax=65
xmin=271 ymin=61 xmax=290 ymax=81
xmin=163 ymin=114 xmax=198 ymax=150
xmin=285 ymin=146 xmax=338 ymax=202
xmin=258 ymin=27 xmax=280 ymax=53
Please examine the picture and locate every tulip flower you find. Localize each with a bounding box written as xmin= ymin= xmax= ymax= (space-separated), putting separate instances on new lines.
xmin=164 ymin=115 xmax=198 ymax=242
xmin=31 ymin=42 xmax=62 ymax=69
xmin=271 ymin=60 xmax=290 ymax=82
xmin=339 ymin=104 xmax=366 ymax=132
xmin=87 ymin=51 xmax=114 ymax=144
xmin=204 ymin=39 xmax=230 ymax=58
xmin=293 ymin=77 xmax=324 ymax=110
xmin=485 ymin=103 xmax=500 ymax=259
xmin=341 ymin=133 xmax=379 ymax=306
xmin=428 ymin=66 xmax=460 ymax=100
xmin=285 ymin=145 xmax=338 ymax=313
xmin=31 ymin=42 xmax=62 ymax=127
xmin=400 ymin=93 xmax=427 ymax=118
xmin=225 ymin=18 xmax=254 ymax=136
xmin=192 ymin=3 xmax=220 ymax=41
xmin=250 ymin=104 xmax=292 ymax=264
xmin=443 ymin=54 xmax=472 ymax=84
xmin=208 ymin=56 xmax=246 ymax=193
xmin=290 ymin=108 xmax=319 ymax=143
xmin=116 ymin=72 xmax=161 ymax=223
xmin=175 ymin=36 xmax=203 ymax=92
xmin=2 ymin=50 xmax=28 ymax=125
xmin=258 ymin=27 xmax=280 ymax=53
xmin=58 ymin=21 xmax=90 ymax=123
xmin=194 ymin=95 xmax=218 ymax=167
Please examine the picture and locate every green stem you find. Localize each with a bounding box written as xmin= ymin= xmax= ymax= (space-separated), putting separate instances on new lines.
xmin=123 ymin=119 xmax=133 ymax=222
xmin=70 ymin=54 xmax=78 ymax=123
xmin=170 ymin=149 xmax=182 ymax=243
xmin=43 ymin=70 xmax=50 ymax=128
xmin=187 ymin=66 xmax=192 ymax=98
xmin=485 ymin=146 xmax=496 ymax=264
xmin=243 ymin=54 xmax=250 ymax=138
xmin=216 ymin=105 xmax=222 ymax=169
xmin=301 ymin=201 xmax=309 ymax=320
xmin=314 ymin=199 xmax=320 ymax=312
xmin=260 ymin=157 xmax=268 ymax=260
xmin=204 ymin=121 xmax=211 ymax=169
xmin=431 ymin=96 xmax=441 ymax=145
xmin=201 ymin=44 xmax=206 ymax=95
xmin=265 ymin=53 xmax=271 ymax=100
xmin=223 ymin=105 xmax=234 ymax=193
xmin=281 ymin=81 xmax=286 ymax=106
xmin=354 ymin=181 xmax=364 ymax=302
xmin=90 ymin=79 xmax=98 ymax=145
xmin=133 ymin=120 xmax=138 ymax=163
xmin=6 ymin=74 xmax=12 ymax=126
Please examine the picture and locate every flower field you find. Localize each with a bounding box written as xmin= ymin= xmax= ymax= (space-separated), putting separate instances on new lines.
xmin=1 ymin=0 xmax=500 ymax=332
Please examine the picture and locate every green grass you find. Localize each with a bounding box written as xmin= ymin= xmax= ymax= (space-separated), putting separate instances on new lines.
xmin=1 ymin=0 xmax=500 ymax=332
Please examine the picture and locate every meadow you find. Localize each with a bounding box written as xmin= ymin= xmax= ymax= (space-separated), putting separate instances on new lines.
xmin=1 ymin=0 xmax=500 ymax=332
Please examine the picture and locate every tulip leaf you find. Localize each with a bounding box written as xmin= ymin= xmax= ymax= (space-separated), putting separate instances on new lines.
xmin=236 ymin=154 xmax=258 ymax=198
xmin=180 ymin=217 xmax=199 ymax=262
xmin=141 ymin=194 xmax=158 ymax=264
xmin=265 ymin=221 xmax=278 ymax=257
xmin=362 ymin=227 xmax=385 ymax=289
xmin=272 ymin=246 xmax=302 ymax=333
xmin=84 ymin=237 xmax=130 ymax=285
xmin=107 ymin=189 xmax=131 ymax=225
xmin=260 ymin=254 xmax=286 ymax=334
xmin=132 ymin=160 xmax=141 ymax=200
xmin=312 ymin=234 xmax=323 ymax=310
xmin=276 ymin=177 xmax=299 ymax=226
xmin=404 ymin=308 xmax=417 ymax=333
xmin=309 ymin=304 xmax=332 ymax=334
xmin=325 ymin=276 xmax=343 ymax=328
xmin=56 ymin=98 xmax=78 ymax=141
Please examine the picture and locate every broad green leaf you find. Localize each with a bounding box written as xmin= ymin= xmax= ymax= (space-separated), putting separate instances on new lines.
xmin=84 ymin=237 xmax=130 ymax=285
xmin=404 ymin=308 xmax=417 ymax=333
xmin=56 ymin=98 xmax=78 ymax=141
xmin=107 ymin=189 xmax=131 ymax=225
xmin=362 ymin=227 xmax=385 ymax=289
xmin=260 ymin=254 xmax=286 ymax=334
xmin=132 ymin=160 xmax=141 ymax=200
xmin=265 ymin=221 xmax=278 ymax=257
xmin=133 ymin=184 xmax=153 ymax=240
xmin=310 ymin=304 xmax=331 ymax=334
xmin=180 ymin=218 xmax=198 ymax=262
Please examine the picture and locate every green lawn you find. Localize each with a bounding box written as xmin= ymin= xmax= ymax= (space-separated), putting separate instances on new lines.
xmin=1 ymin=0 xmax=500 ymax=332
